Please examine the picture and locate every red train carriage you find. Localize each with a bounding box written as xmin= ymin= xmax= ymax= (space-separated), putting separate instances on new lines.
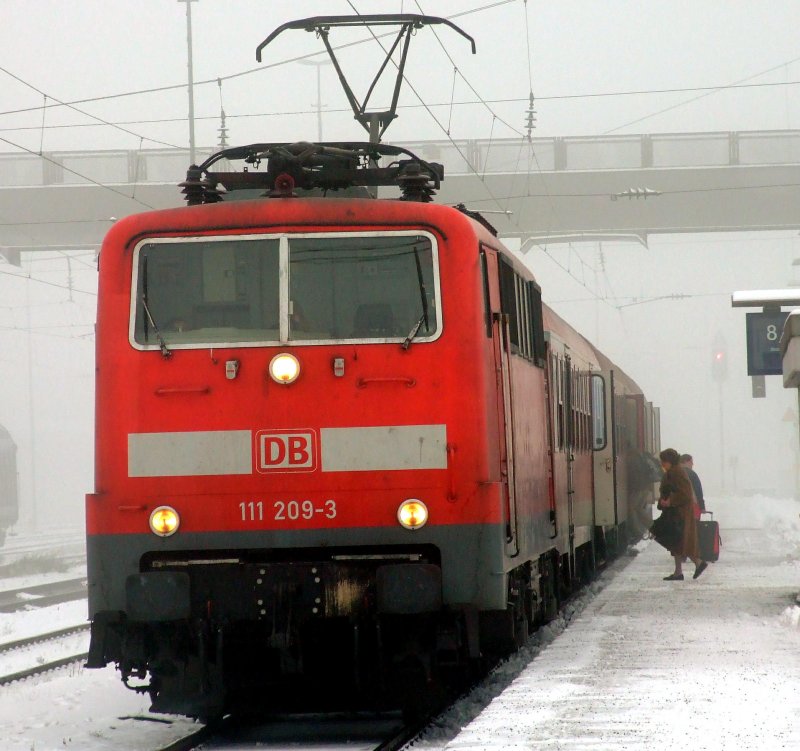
xmin=588 ymin=346 xmax=661 ymax=556
xmin=85 ymin=140 xmax=657 ymax=718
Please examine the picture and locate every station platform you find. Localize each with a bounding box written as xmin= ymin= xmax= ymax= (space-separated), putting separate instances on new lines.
xmin=420 ymin=497 xmax=800 ymax=750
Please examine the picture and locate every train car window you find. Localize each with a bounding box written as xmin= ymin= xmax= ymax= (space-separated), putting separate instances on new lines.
xmin=570 ymin=365 xmax=578 ymax=450
xmin=131 ymin=232 xmax=440 ymax=349
xmin=133 ymin=238 xmax=280 ymax=347
xmin=576 ymin=372 xmax=583 ymax=451
xmin=529 ymin=282 xmax=545 ymax=368
xmin=591 ymin=373 xmax=607 ymax=450
xmin=550 ymin=353 xmax=561 ymax=452
xmin=513 ymin=276 xmax=524 ymax=356
xmin=288 ymin=235 xmax=437 ymax=342
xmin=479 ymin=249 xmax=492 ymax=338
xmin=517 ymin=276 xmax=532 ymax=359
xmin=580 ymin=371 xmax=592 ymax=452
xmin=498 ymin=258 xmax=519 ymax=351
xmin=558 ymin=357 xmax=566 ymax=450
xmin=499 ymin=258 xmax=546 ymax=365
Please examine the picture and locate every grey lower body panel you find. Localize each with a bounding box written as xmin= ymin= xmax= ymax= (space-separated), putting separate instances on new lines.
xmin=86 ymin=523 xmax=508 ymax=617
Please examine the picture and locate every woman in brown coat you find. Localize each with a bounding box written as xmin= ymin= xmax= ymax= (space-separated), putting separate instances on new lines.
xmin=659 ymin=448 xmax=708 ymax=581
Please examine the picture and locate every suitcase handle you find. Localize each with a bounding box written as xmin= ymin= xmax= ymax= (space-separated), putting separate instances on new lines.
xmin=700 ymin=510 xmax=714 ymax=519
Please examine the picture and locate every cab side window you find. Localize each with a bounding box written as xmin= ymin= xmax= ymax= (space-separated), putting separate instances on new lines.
xmin=498 ymin=257 xmax=545 ymax=367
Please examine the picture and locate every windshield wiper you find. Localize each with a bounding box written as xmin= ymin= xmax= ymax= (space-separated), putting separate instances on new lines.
xmin=141 ymin=296 xmax=172 ymax=358
xmin=413 ymin=246 xmax=430 ymax=330
xmin=403 ymin=245 xmax=431 ymax=350
xmin=402 ymin=312 xmax=427 ymax=350
xmin=141 ymin=255 xmax=172 ymax=358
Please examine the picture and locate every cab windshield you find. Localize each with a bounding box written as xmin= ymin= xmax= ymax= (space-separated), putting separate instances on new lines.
xmin=131 ymin=232 xmax=439 ymax=349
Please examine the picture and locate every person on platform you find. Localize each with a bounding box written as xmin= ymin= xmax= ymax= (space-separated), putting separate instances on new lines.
xmin=659 ymin=448 xmax=708 ymax=581
xmin=680 ymin=453 xmax=705 ymax=512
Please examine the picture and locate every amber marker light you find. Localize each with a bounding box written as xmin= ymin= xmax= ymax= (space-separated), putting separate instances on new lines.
xmin=269 ymin=353 xmax=301 ymax=384
xmin=149 ymin=506 xmax=180 ymax=537
xmin=397 ymin=499 xmax=428 ymax=530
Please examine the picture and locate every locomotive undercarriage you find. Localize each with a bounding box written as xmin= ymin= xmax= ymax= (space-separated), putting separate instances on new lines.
xmin=103 ymin=609 xmax=472 ymax=719
xmin=87 ymin=538 xmax=609 ymax=719
xmin=88 ymin=547 xmax=479 ymax=719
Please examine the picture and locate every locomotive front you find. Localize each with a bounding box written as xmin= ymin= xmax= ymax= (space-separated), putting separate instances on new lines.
xmin=85 ymin=180 xmax=507 ymax=717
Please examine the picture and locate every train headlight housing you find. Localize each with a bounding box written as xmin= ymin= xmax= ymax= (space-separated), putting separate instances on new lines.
xmin=397 ymin=499 xmax=428 ymax=530
xmin=269 ymin=353 xmax=300 ymax=385
xmin=149 ymin=506 xmax=180 ymax=537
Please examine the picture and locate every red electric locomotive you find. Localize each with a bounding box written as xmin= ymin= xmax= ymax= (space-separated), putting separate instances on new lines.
xmin=85 ymin=15 xmax=659 ymax=719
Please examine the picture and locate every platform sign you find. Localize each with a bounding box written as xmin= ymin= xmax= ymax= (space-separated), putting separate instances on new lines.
xmin=746 ymin=311 xmax=789 ymax=376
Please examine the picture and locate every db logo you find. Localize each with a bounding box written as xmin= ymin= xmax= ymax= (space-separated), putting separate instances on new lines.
xmin=255 ymin=430 xmax=317 ymax=473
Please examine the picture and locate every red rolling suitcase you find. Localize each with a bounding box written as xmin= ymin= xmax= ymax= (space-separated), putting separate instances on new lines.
xmin=698 ymin=511 xmax=720 ymax=562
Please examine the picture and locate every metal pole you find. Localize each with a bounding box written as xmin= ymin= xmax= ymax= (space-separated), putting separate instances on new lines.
xmin=179 ymin=0 xmax=198 ymax=164
xmin=718 ymin=380 xmax=725 ymax=493
xmin=299 ymin=59 xmax=331 ymax=143
xmin=315 ymin=64 xmax=322 ymax=142
xmin=25 ymin=278 xmax=37 ymax=530
xmin=794 ymin=389 xmax=800 ymax=501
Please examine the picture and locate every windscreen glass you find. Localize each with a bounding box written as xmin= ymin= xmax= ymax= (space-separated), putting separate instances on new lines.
xmin=289 ymin=235 xmax=437 ymax=341
xmin=133 ymin=238 xmax=280 ymax=346
xmin=132 ymin=233 xmax=438 ymax=348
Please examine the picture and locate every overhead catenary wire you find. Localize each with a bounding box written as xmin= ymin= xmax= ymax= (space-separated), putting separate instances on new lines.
xmin=5 ymin=173 xmax=795 ymax=240
xmin=513 ymin=0 xmax=604 ymax=298
xmin=0 ymin=4 xmax=794 ymax=313
xmin=0 ymin=134 xmax=156 ymax=210
xmin=460 ymin=180 xmax=800 ymax=202
xmin=6 ymin=77 xmax=800 ymax=136
xmin=446 ymin=66 xmax=457 ymax=135
xmin=401 ymin=0 xmax=611 ymax=306
xmin=38 ymin=93 xmax=47 ymax=155
xmin=0 ymin=65 xmax=182 ymax=150
xmin=604 ymin=54 xmax=800 ymax=134
xmin=522 ymin=0 xmax=535 ymax=141
xmin=404 ymin=0 xmax=616 ymax=306
xmin=5 ymin=79 xmax=800 ymax=135
xmin=0 ymin=266 xmax=97 ymax=297
xmin=0 ymin=0 xmax=517 ymax=122
xmin=0 ymin=321 xmax=96 ymax=343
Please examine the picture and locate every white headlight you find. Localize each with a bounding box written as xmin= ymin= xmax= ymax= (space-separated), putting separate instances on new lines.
xmin=269 ymin=353 xmax=300 ymax=384
xmin=397 ymin=499 xmax=428 ymax=530
xmin=149 ymin=506 xmax=180 ymax=537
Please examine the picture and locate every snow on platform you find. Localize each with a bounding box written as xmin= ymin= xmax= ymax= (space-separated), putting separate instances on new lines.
xmin=418 ymin=496 xmax=800 ymax=750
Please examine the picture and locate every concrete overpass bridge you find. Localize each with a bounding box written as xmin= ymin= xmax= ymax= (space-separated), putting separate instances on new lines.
xmin=2 ymin=129 xmax=800 ymax=263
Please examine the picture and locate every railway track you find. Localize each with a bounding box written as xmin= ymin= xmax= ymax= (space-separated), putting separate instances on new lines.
xmin=0 ymin=530 xmax=85 ymax=559
xmin=0 ymin=624 xmax=89 ymax=687
xmin=152 ymin=711 xmax=427 ymax=751
xmin=0 ymin=576 xmax=87 ymax=613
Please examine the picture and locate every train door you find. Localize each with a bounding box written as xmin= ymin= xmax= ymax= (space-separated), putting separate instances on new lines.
xmin=564 ymin=351 xmax=576 ymax=559
xmin=653 ymin=406 xmax=661 ymax=454
xmin=546 ymin=334 xmax=571 ymax=554
xmin=612 ymin=375 xmax=633 ymax=538
xmin=481 ymin=247 xmax=518 ymax=555
xmin=592 ymin=371 xmax=616 ymax=527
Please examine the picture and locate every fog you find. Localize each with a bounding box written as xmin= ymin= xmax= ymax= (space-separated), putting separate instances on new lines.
xmin=1 ymin=1 xmax=800 ymax=531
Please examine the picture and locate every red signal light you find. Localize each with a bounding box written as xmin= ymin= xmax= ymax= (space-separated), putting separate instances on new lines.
xmin=712 ymin=347 xmax=728 ymax=381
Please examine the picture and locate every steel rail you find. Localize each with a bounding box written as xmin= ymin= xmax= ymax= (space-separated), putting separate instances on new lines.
xmin=0 ymin=624 xmax=89 ymax=655
xmin=0 ymin=652 xmax=88 ymax=687
xmin=0 ymin=576 xmax=87 ymax=612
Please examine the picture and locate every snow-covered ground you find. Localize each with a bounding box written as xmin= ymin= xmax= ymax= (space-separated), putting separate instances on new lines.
xmin=0 ymin=494 xmax=799 ymax=750
xmin=416 ymin=494 xmax=800 ymax=750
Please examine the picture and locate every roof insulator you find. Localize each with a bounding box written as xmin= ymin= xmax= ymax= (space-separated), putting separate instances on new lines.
xmin=269 ymin=172 xmax=298 ymax=198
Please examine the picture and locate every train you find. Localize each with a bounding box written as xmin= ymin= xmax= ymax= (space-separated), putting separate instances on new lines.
xmin=85 ymin=15 xmax=661 ymax=720
xmin=0 ymin=423 xmax=19 ymax=547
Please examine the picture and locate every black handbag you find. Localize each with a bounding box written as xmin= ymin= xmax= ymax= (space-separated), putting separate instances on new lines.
xmin=650 ymin=508 xmax=683 ymax=552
